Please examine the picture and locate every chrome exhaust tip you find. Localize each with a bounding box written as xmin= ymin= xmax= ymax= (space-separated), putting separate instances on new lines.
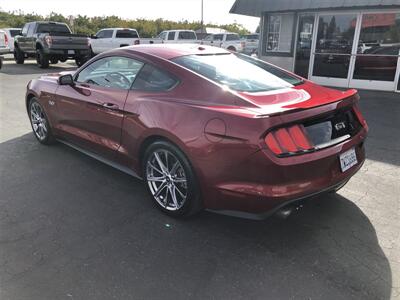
xmin=275 ymin=203 xmax=304 ymax=219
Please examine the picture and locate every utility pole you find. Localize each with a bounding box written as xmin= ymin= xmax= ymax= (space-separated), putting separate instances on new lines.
xmin=201 ymin=0 xmax=204 ymax=33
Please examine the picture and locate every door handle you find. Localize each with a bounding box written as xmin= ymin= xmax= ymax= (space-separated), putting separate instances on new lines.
xmin=102 ymin=102 xmax=119 ymax=110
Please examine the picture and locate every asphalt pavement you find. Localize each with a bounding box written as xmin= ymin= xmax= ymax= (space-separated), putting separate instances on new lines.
xmin=0 ymin=56 xmax=399 ymax=300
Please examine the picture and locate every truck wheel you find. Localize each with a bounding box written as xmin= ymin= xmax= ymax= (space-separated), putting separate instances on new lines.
xmin=36 ymin=48 xmax=49 ymax=69
xmin=50 ymin=58 xmax=58 ymax=64
xmin=75 ymin=56 xmax=88 ymax=67
xmin=14 ymin=47 xmax=25 ymax=64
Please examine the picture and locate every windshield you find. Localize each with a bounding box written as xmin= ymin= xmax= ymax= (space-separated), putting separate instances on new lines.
xmin=37 ymin=24 xmax=71 ymax=34
xmin=172 ymin=53 xmax=303 ymax=92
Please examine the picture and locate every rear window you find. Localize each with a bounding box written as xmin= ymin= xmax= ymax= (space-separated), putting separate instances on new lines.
xmin=116 ymin=30 xmax=139 ymax=38
xmin=37 ymin=23 xmax=71 ymax=34
xmin=226 ymin=34 xmax=240 ymax=41
xmin=172 ymin=53 xmax=303 ymax=93
xmin=178 ymin=31 xmax=196 ymax=40
xmin=9 ymin=30 xmax=21 ymax=37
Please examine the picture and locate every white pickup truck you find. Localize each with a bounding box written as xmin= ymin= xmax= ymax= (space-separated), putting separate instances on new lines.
xmin=90 ymin=28 xmax=140 ymax=55
xmin=156 ymin=30 xmax=198 ymax=44
xmin=0 ymin=30 xmax=10 ymax=54
xmin=201 ymin=33 xmax=245 ymax=52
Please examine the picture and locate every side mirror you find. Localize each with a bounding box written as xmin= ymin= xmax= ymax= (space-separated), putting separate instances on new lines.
xmin=90 ymin=34 xmax=98 ymax=39
xmin=59 ymin=74 xmax=74 ymax=86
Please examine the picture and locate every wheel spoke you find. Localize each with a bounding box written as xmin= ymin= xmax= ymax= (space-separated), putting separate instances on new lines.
xmin=164 ymin=150 xmax=169 ymax=170
xmin=174 ymin=184 xmax=186 ymax=199
xmin=148 ymin=162 xmax=163 ymax=175
xmin=170 ymin=161 xmax=179 ymax=175
xmin=173 ymin=178 xmax=186 ymax=183
xmin=154 ymin=152 xmax=167 ymax=173
xmin=147 ymin=175 xmax=165 ymax=182
xmin=169 ymin=185 xmax=180 ymax=208
xmin=153 ymin=181 xmax=167 ymax=198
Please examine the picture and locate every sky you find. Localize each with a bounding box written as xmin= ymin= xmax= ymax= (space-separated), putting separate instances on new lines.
xmin=0 ymin=0 xmax=260 ymax=32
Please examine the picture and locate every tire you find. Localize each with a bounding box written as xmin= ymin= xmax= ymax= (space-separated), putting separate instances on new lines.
xmin=50 ymin=58 xmax=58 ymax=64
xmin=227 ymin=46 xmax=236 ymax=52
xmin=36 ymin=48 xmax=49 ymax=69
xmin=14 ymin=47 xmax=25 ymax=64
xmin=75 ymin=56 xmax=89 ymax=67
xmin=28 ymin=98 xmax=56 ymax=145
xmin=142 ymin=140 xmax=202 ymax=218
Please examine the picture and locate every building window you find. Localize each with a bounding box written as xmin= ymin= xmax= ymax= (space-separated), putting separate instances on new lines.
xmin=267 ymin=15 xmax=281 ymax=51
xmin=265 ymin=14 xmax=295 ymax=54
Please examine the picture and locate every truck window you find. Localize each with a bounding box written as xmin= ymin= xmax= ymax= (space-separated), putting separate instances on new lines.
xmin=21 ymin=24 xmax=29 ymax=35
xmin=178 ymin=31 xmax=196 ymax=40
xmin=226 ymin=34 xmax=240 ymax=41
xmin=213 ymin=34 xmax=223 ymax=41
xmin=157 ymin=32 xmax=167 ymax=40
xmin=167 ymin=32 xmax=175 ymax=40
xmin=97 ymin=30 xmax=113 ymax=39
xmin=116 ymin=30 xmax=139 ymax=38
xmin=36 ymin=23 xmax=71 ymax=34
xmin=27 ymin=24 xmax=35 ymax=36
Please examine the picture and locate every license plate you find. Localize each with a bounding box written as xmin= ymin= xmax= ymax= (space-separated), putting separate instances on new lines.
xmin=68 ymin=50 xmax=75 ymax=54
xmin=339 ymin=148 xmax=358 ymax=172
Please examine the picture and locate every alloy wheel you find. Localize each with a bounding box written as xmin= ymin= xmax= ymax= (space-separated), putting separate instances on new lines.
xmin=146 ymin=149 xmax=188 ymax=211
xmin=30 ymin=102 xmax=48 ymax=141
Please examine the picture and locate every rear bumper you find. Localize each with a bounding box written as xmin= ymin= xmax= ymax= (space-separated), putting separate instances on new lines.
xmin=207 ymin=128 xmax=367 ymax=216
xmin=44 ymin=47 xmax=90 ymax=57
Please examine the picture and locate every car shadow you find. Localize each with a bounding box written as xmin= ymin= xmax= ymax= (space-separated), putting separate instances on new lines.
xmin=357 ymin=90 xmax=400 ymax=167
xmin=0 ymin=133 xmax=392 ymax=299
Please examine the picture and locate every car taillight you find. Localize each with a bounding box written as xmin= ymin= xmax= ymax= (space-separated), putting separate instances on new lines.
xmin=4 ymin=34 xmax=8 ymax=46
xmin=265 ymin=124 xmax=314 ymax=156
xmin=353 ymin=104 xmax=368 ymax=132
xmin=45 ymin=36 xmax=52 ymax=46
xmin=134 ymin=39 xmax=140 ymax=45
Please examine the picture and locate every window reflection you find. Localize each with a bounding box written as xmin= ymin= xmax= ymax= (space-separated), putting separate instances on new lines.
xmin=295 ymin=15 xmax=314 ymax=78
xmin=313 ymin=14 xmax=356 ymax=78
xmin=354 ymin=13 xmax=400 ymax=81
xmin=315 ymin=15 xmax=356 ymax=54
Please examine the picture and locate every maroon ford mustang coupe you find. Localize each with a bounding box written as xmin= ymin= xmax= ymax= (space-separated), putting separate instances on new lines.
xmin=26 ymin=44 xmax=368 ymax=219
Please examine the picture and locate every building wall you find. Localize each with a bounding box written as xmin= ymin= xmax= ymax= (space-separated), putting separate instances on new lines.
xmin=259 ymin=56 xmax=295 ymax=72
xmin=258 ymin=12 xmax=297 ymax=72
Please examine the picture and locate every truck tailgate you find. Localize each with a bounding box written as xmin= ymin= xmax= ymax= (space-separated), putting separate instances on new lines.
xmin=50 ymin=35 xmax=89 ymax=50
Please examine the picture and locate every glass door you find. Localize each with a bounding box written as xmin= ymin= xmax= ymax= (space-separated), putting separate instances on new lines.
xmin=294 ymin=15 xmax=315 ymax=78
xmin=309 ymin=13 xmax=358 ymax=87
xmin=350 ymin=12 xmax=400 ymax=91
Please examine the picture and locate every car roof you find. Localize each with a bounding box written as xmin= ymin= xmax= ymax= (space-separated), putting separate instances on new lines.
xmin=121 ymin=44 xmax=229 ymax=60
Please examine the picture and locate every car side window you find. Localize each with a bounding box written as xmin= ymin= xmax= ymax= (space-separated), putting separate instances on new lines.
xmin=132 ymin=64 xmax=178 ymax=91
xmin=76 ymin=56 xmax=144 ymax=90
xmin=167 ymin=32 xmax=175 ymax=40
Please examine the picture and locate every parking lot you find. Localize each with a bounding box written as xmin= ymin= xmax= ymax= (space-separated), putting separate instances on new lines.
xmin=0 ymin=56 xmax=399 ymax=299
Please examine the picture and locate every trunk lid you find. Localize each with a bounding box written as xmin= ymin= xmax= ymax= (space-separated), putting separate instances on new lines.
xmin=237 ymin=81 xmax=357 ymax=116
